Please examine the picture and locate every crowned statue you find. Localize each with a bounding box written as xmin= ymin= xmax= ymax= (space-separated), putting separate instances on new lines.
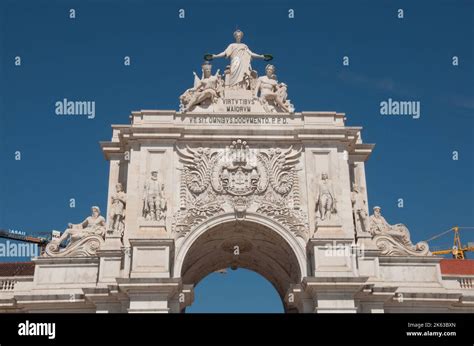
xmin=180 ymin=62 xmax=223 ymax=112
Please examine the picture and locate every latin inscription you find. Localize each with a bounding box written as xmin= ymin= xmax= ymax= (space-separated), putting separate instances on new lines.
xmin=222 ymin=98 xmax=255 ymax=112
xmin=189 ymin=116 xmax=289 ymax=125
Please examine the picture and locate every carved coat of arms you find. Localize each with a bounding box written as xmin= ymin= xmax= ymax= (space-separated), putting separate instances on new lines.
xmin=173 ymin=139 xmax=308 ymax=240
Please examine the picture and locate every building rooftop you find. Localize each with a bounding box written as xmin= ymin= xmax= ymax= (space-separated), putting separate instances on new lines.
xmin=0 ymin=262 xmax=35 ymax=277
xmin=440 ymin=259 xmax=474 ymax=276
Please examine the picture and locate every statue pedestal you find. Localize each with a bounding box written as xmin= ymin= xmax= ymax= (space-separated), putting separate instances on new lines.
xmin=96 ymin=232 xmax=124 ymax=283
xmin=287 ymin=277 xmax=369 ymax=313
xmin=103 ymin=231 xmax=123 ymax=250
xmin=115 ymin=278 xmax=193 ymax=313
xmin=32 ymin=257 xmax=100 ymax=288
xmin=309 ymin=222 xmax=358 ymax=278
xmin=137 ymin=220 xmax=167 ymax=235
xmin=308 ymin=235 xmax=358 ymax=278
xmin=222 ymin=88 xmax=255 ymax=100
xmin=129 ymin=238 xmax=174 ymax=279
xmin=355 ymin=233 xmax=381 ymax=278
xmin=314 ymin=222 xmax=346 ymax=238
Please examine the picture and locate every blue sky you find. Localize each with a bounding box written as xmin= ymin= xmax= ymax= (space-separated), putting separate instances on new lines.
xmin=0 ymin=0 xmax=473 ymax=312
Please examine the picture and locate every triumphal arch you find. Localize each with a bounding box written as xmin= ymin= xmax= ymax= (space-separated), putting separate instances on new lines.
xmin=2 ymin=31 xmax=473 ymax=313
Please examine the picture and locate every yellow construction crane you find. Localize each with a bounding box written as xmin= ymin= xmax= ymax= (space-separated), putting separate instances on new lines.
xmin=427 ymin=226 xmax=474 ymax=260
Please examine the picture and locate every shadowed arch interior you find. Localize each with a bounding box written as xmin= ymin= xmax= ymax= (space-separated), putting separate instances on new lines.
xmin=180 ymin=220 xmax=302 ymax=301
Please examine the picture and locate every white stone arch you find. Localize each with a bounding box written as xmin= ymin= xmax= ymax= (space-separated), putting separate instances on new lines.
xmin=173 ymin=212 xmax=308 ymax=298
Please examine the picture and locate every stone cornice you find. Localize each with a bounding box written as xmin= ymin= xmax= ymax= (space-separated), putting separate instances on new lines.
xmin=100 ymin=110 xmax=375 ymax=161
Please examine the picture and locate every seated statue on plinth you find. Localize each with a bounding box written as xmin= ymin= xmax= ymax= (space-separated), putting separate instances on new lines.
xmin=180 ymin=62 xmax=223 ymax=112
xmin=254 ymin=64 xmax=292 ymax=113
xmin=368 ymin=206 xmax=430 ymax=256
xmin=44 ymin=206 xmax=106 ymax=257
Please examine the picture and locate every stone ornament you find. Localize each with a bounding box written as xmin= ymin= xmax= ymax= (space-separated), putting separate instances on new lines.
xmin=142 ymin=171 xmax=167 ymax=221
xmin=179 ymin=30 xmax=294 ymax=113
xmin=369 ymin=206 xmax=430 ymax=256
xmin=109 ymin=182 xmax=126 ymax=236
xmin=173 ymin=139 xmax=308 ymax=239
xmin=44 ymin=206 xmax=106 ymax=257
xmin=351 ymin=183 xmax=369 ymax=234
xmin=315 ymin=173 xmax=337 ymax=222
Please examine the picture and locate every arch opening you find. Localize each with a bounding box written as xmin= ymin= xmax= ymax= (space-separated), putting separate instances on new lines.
xmin=179 ymin=219 xmax=303 ymax=310
xmin=186 ymin=268 xmax=285 ymax=313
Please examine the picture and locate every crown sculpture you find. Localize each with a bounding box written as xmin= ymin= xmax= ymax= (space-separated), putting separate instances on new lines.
xmin=179 ymin=29 xmax=294 ymax=113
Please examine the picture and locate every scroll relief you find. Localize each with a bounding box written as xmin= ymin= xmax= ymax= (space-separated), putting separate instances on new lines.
xmin=173 ymin=139 xmax=309 ymax=240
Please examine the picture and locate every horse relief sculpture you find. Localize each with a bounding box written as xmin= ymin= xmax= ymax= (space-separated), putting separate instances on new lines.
xmin=179 ymin=30 xmax=294 ymax=113
xmin=368 ymin=206 xmax=430 ymax=256
xmin=173 ymin=139 xmax=308 ymax=239
xmin=44 ymin=206 xmax=106 ymax=257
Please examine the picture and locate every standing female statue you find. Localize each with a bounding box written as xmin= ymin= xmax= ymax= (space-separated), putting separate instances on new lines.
xmin=207 ymin=30 xmax=271 ymax=89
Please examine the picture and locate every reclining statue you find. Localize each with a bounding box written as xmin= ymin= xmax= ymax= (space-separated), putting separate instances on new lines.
xmin=369 ymin=206 xmax=412 ymax=245
xmin=48 ymin=206 xmax=106 ymax=252
xmin=368 ymin=206 xmax=430 ymax=256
